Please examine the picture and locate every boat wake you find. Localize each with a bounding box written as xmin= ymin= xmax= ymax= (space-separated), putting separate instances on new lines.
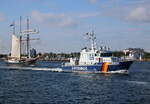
xmin=0 ymin=66 xmax=128 ymax=74
xmin=105 ymin=70 xmax=128 ymax=74
xmin=126 ymin=80 xmax=150 ymax=86
xmin=0 ymin=66 xmax=62 ymax=72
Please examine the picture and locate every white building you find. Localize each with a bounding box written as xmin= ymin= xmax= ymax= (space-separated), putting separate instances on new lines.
xmin=123 ymin=48 xmax=144 ymax=61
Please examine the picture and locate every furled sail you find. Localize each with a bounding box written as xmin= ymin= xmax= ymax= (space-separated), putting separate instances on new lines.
xmin=11 ymin=35 xmax=20 ymax=58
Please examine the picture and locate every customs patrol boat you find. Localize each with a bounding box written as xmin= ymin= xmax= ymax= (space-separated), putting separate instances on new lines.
xmin=61 ymin=31 xmax=133 ymax=73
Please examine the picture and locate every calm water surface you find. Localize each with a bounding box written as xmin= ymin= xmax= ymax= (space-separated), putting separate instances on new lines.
xmin=0 ymin=60 xmax=150 ymax=104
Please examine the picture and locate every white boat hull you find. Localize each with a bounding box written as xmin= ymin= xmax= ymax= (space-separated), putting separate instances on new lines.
xmin=5 ymin=58 xmax=37 ymax=65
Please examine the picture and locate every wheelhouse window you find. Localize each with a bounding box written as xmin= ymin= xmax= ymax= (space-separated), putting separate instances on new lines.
xmin=101 ymin=53 xmax=112 ymax=57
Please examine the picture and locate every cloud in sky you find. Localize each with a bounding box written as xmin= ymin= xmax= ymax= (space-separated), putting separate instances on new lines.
xmin=31 ymin=10 xmax=100 ymax=28
xmin=78 ymin=12 xmax=99 ymax=18
xmin=127 ymin=7 xmax=150 ymax=22
xmin=88 ymin=0 xmax=98 ymax=4
xmin=0 ymin=13 xmax=4 ymax=22
xmin=31 ymin=11 xmax=78 ymax=28
xmin=93 ymin=0 xmax=150 ymax=24
xmin=2 ymin=0 xmax=150 ymax=53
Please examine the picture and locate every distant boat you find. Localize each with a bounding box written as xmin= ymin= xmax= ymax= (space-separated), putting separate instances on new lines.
xmin=61 ymin=31 xmax=133 ymax=74
xmin=5 ymin=17 xmax=39 ymax=65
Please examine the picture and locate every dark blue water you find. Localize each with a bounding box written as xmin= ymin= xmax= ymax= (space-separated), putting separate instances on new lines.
xmin=0 ymin=60 xmax=150 ymax=104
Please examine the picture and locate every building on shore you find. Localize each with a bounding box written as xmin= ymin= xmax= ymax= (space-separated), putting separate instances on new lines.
xmin=122 ymin=48 xmax=144 ymax=61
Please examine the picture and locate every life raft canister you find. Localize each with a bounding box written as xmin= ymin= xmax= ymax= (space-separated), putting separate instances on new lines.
xmin=101 ymin=62 xmax=109 ymax=72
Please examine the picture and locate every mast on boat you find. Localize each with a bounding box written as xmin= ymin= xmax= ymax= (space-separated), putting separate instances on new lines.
xmin=10 ymin=16 xmax=39 ymax=59
xmin=20 ymin=17 xmax=39 ymax=58
xmin=10 ymin=20 xmax=21 ymax=59
xmin=27 ymin=17 xmax=30 ymax=58
xmin=86 ymin=31 xmax=97 ymax=51
xmin=19 ymin=16 xmax=22 ymax=59
xmin=13 ymin=21 xmax=15 ymax=35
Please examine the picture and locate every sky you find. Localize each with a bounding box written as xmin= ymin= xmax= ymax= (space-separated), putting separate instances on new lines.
xmin=0 ymin=0 xmax=150 ymax=53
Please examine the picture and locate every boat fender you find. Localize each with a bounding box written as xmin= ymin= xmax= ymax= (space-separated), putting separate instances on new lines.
xmin=101 ymin=62 xmax=109 ymax=72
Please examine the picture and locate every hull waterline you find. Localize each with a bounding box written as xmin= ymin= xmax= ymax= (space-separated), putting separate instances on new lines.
xmin=5 ymin=58 xmax=37 ymax=66
xmin=61 ymin=61 xmax=133 ymax=74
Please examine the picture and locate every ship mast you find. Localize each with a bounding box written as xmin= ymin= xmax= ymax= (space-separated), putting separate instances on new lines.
xmin=17 ymin=17 xmax=39 ymax=58
xmin=86 ymin=31 xmax=97 ymax=51
xmin=13 ymin=21 xmax=15 ymax=35
xmin=27 ymin=17 xmax=30 ymax=58
xmin=19 ymin=16 xmax=22 ymax=59
xmin=10 ymin=17 xmax=39 ymax=59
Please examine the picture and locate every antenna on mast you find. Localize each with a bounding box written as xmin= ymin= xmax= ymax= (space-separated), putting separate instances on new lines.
xmin=85 ymin=31 xmax=97 ymax=50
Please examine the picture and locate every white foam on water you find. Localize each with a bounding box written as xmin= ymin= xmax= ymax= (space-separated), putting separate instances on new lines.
xmin=0 ymin=66 xmax=128 ymax=74
xmin=0 ymin=66 xmax=63 ymax=72
xmin=126 ymin=80 xmax=150 ymax=86
xmin=92 ymin=70 xmax=128 ymax=74
xmin=28 ymin=67 xmax=63 ymax=72
xmin=107 ymin=70 xmax=128 ymax=74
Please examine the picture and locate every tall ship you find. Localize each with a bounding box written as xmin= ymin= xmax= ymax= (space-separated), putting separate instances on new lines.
xmin=5 ymin=17 xmax=39 ymax=65
xmin=61 ymin=31 xmax=133 ymax=73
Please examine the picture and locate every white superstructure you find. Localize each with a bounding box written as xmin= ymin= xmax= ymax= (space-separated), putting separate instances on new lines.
xmin=65 ymin=31 xmax=120 ymax=66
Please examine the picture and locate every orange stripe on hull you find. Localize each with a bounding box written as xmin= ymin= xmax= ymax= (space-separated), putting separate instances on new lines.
xmin=101 ymin=62 xmax=109 ymax=72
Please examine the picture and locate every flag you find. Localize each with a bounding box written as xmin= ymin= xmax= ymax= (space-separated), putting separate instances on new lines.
xmin=10 ymin=23 xmax=14 ymax=27
xmin=10 ymin=22 xmax=15 ymax=27
xmin=86 ymin=32 xmax=89 ymax=35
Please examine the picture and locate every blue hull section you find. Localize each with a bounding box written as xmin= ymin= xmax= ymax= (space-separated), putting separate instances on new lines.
xmin=61 ymin=61 xmax=133 ymax=73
